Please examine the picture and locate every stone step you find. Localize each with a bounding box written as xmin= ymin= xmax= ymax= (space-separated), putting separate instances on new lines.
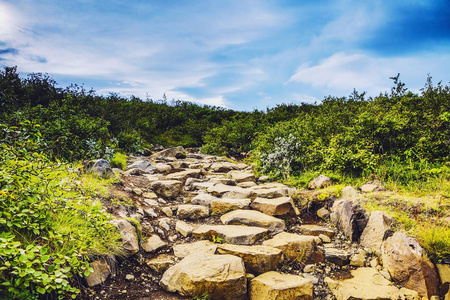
xmin=251 ymin=197 xmax=297 ymax=216
xmin=192 ymin=224 xmax=269 ymax=245
xmin=220 ymin=209 xmax=286 ymax=233
xmin=210 ymin=198 xmax=251 ymax=214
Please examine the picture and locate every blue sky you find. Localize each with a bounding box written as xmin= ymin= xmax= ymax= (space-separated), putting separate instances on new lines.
xmin=1 ymin=0 xmax=449 ymax=111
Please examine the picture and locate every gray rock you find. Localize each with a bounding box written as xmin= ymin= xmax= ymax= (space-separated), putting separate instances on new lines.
xmin=110 ymin=219 xmax=139 ymax=257
xmin=360 ymin=211 xmax=394 ymax=255
xmin=324 ymin=248 xmax=351 ymax=266
xmin=142 ymin=235 xmax=166 ymax=253
xmin=150 ymin=180 xmax=183 ymax=199
xmin=193 ymin=224 xmax=268 ymax=245
xmin=126 ymin=160 xmax=155 ymax=174
xmin=176 ymin=204 xmax=209 ymax=219
xmin=84 ymin=159 xmax=116 ymax=179
xmin=84 ymin=260 xmax=111 ymax=287
xmin=220 ymin=209 xmax=286 ymax=233
xmin=330 ymin=199 xmax=368 ymax=241
xmin=191 ymin=193 xmax=218 ymax=206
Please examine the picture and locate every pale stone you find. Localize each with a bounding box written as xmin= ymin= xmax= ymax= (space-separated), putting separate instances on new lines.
xmin=360 ymin=180 xmax=384 ymax=192
xmin=316 ymin=207 xmax=330 ymax=220
xmin=162 ymin=207 xmax=173 ymax=217
xmin=192 ymin=182 xmax=216 ymax=190
xmin=191 ymin=193 xmax=217 ymax=206
xmin=251 ymin=197 xmax=296 ymax=216
xmin=381 ymin=231 xmax=440 ymax=298
xmin=298 ymin=224 xmax=335 ymax=238
xmin=125 ymin=274 xmax=134 ymax=281
xmin=176 ymin=204 xmax=209 ymax=219
xmin=144 ymin=208 xmax=158 ymax=218
xmin=210 ymin=162 xmax=238 ymax=172
xmin=258 ymin=175 xmax=269 ymax=183
xmin=340 ymin=186 xmax=358 ymax=200
xmin=158 ymin=218 xmax=171 ymax=231
xmin=127 ymin=160 xmax=154 ymax=173
xmin=210 ymin=198 xmax=251 ymax=214
xmin=84 ymin=260 xmax=111 ymax=287
xmin=193 ymin=224 xmax=268 ymax=245
xmin=350 ymin=249 xmax=367 ymax=267
xmin=144 ymin=198 xmax=159 ymax=206
xmin=237 ymin=181 xmax=257 ymax=188
xmin=308 ymin=175 xmax=332 ymax=189
xmin=146 ymin=254 xmax=175 ymax=273
xmin=437 ymin=263 xmax=450 ymax=286
xmin=207 ymin=184 xmax=253 ymax=198
xmin=160 ymin=254 xmax=247 ymax=299
xmin=166 ymin=169 xmax=202 ymax=183
xmin=319 ymin=234 xmax=331 ymax=243
xmin=142 ymin=235 xmax=166 ymax=253
xmin=250 ymin=271 xmax=313 ymax=300
xmin=110 ymin=219 xmax=139 ymax=257
xmin=216 ymin=244 xmax=282 ymax=274
xmin=325 ymin=248 xmax=351 ymax=266
xmin=150 ymin=180 xmax=183 ymax=199
xmin=360 ymin=211 xmax=394 ymax=255
xmin=262 ymin=232 xmax=324 ymax=264
xmin=325 ymin=267 xmax=420 ymax=300
xmin=173 ymin=241 xmax=218 ymax=258
xmin=175 ymin=221 xmax=194 ymax=237
xmin=330 ymin=199 xmax=368 ymax=241
xmin=227 ymin=170 xmax=255 ymax=183
xmin=251 ymin=187 xmax=289 ymax=199
xmin=155 ymin=163 xmax=172 ymax=173
xmin=220 ymin=209 xmax=286 ymax=233
xmin=151 ymin=146 xmax=185 ymax=159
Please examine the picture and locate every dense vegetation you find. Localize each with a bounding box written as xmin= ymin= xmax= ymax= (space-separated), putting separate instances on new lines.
xmin=1 ymin=66 xmax=450 ymax=297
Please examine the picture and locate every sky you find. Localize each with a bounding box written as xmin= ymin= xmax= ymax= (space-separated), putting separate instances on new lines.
xmin=1 ymin=0 xmax=450 ymax=111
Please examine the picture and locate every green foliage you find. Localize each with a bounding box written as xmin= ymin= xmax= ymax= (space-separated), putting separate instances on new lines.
xmin=416 ymin=224 xmax=450 ymax=262
xmin=0 ymin=121 xmax=122 ymax=299
xmin=110 ymin=152 xmax=127 ymax=170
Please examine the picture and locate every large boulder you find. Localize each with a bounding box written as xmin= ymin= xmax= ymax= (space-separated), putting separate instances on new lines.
xmin=330 ymin=199 xmax=368 ymax=241
xmin=160 ymin=254 xmax=247 ymax=299
xmin=110 ymin=219 xmax=139 ymax=257
xmin=250 ymin=271 xmax=313 ymax=300
xmin=360 ymin=211 xmax=394 ymax=255
xmin=325 ymin=267 xmax=420 ymax=300
xmin=262 ymin=232 xmax=324 ymax=264
xmin=150 ymin=180 xmax=183 ymax=199
xmin=381 ymin=231 xmax=440 ymax=298
xmin=216 ymin=244 xmax=282 ymax=274
xmin=84 ymin=159 xmax=116 ymax=179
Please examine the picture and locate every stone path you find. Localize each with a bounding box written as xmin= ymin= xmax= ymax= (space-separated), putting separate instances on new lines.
xmin=83 ymin=147 xmax=448 ymax=300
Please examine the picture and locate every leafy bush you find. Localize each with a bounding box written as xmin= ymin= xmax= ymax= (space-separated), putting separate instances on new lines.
xmin=110 ymin=152 xmax=128 ymax=170
xmin=0 ymin=121 xmax=122 ymax=299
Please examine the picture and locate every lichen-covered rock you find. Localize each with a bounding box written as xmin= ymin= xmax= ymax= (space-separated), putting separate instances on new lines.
xmin=146 ymin=254 xmax=175 ymax=273
xmin=381 ymin=231 xmax=440 ymax=298
xmin=250 ymin=271 xmax=313 ymax=300
xmin=84 ymin=159 xmax=116 ymax=179
xmin=160 ymin=254 xmax=247 ymax=299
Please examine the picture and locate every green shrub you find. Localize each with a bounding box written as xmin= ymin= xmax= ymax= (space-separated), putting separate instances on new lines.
xmin=110 ymin=152 xmax=127 ymax=170
xmin=0 ymin=121 xmax=122 ymax=299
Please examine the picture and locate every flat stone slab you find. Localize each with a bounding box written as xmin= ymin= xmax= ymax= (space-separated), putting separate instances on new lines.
xmin=173 ymin=241 xmax=218 ymax=258
xmin=325 ymin=268 xmax=420 ymax=300
xmin=191 ymin=193 xmax=218 ymax=206
xmin=210 ymin=198 xmax=251 ymax=214
xmin=192 ymin=182 xmax=216 ymax=190
xmin=193 ymin=224 xmax=268 ymax=245
xmin=250 ymin=271 xmax=313 ymax=300
xmin=298 ymin=224 xmax=335 ymax=238
xmin=142 ymin=235 xmax=166 ymax=253
xmin=150 ymin=180 xmax=183 ymax=199
xmin=176 ymin=204 xmax=209 ymax=219
xmin=160 ymin=254 xmax=247 ymax=299
xmin=262 ymin=232 xmax=324 ymax=264
xmin=324 ymin=248 xmax=351 ymax=266
xmin=175 ymin=220 xmax=195 ymax=237
xmin=207 ymin=184 xmax=254 ymax=198
xmin=251 ymin=197 xmax=296 ymax=216
xmin=216 ymin=244 xmax=282 ymax=274
xmin=209 ymin=162 xmax=238 ymax=172
xmin=227 ymin=170 xmax=255 ymax=183
xmin=251 ymin=187 xmax=289 ymax=199
xmin=166 ymin=169 xmax=202 ymax=183
xmin=146 ymin=254 xmax=175 ymax=273
xmin=220 ymin=209 xmax=286 ymax=233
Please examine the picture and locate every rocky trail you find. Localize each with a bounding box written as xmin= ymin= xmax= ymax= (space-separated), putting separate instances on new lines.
xmin=79 ymin=146 xmax=450 ymax=300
